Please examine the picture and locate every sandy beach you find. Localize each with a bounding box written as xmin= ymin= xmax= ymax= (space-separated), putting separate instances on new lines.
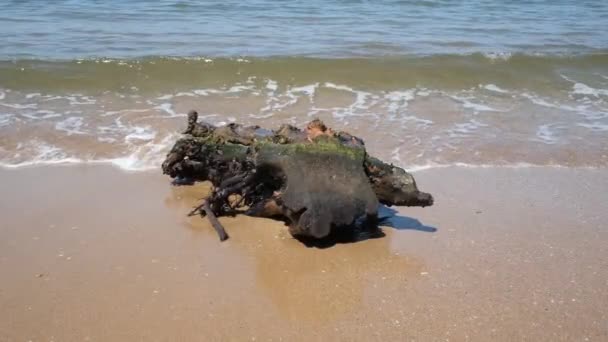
xmin=1 ymin=165 xmax=606 ymax=341
xmin=2 ymin=1 xmax=607 ymax=340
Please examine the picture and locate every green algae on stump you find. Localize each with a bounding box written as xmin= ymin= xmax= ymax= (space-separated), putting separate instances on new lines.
xmin=162 ymin=111 xmax=433 ymax=242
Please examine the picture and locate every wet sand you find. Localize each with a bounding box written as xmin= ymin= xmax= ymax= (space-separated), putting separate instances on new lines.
xmin=0 ymin=165 xmax=607 ymax=341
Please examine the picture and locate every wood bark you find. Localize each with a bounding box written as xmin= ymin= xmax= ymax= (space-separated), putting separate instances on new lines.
xmin=162 ymin=110 xmax=433 ymax=241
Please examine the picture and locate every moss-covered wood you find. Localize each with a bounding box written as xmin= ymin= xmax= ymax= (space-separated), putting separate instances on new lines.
xmin=162 ymin=110 xmax=433 ymax=241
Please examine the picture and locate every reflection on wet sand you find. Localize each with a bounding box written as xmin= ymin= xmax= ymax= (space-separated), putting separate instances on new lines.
xmin=250 ymin=232 xmax=424 ymax=322
xmin=167 ymin=183 xmax=425 ymax=322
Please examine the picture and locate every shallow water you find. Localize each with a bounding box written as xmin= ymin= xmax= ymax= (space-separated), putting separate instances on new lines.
xmin=0 ymin=1 xmax=607 ymax=170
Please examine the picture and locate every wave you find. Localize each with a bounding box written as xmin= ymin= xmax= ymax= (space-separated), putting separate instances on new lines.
xmin=0 ymin=134 xmax=179 ymax=172
xmin=1 ymin=52 xmax=607 ymax=94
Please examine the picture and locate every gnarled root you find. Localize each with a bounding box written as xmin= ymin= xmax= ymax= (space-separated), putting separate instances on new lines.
xmin=202 ymin=199 xmax=229 ymax=241
xmin=188 ymin=171 xmax=258 ymax=241
xmin=164 ymin=113 xmax=434 ymax=242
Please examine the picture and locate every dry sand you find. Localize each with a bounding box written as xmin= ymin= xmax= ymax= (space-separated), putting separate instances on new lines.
xmin=0 ymin=165 xmax=607 ymax=341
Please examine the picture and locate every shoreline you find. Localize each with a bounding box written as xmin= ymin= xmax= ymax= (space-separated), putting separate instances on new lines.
xmin=1 ymin=160 xmax=606 ymax=173
xmin=1 ymin=164 xmax=607 ymax=340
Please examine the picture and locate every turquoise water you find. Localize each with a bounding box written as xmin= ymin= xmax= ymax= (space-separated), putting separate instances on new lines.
xmin=1 ymin=0 xmax=607 ymax=58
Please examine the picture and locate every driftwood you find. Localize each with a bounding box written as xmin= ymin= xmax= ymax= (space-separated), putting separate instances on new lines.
xmin=162 ymin=110 xmax=433 ymax=242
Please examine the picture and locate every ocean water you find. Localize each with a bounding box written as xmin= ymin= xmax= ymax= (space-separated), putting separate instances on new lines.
xmin=0 ymin=0 xmax=607 ymax=170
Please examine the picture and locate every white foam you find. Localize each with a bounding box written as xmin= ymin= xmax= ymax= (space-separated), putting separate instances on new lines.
xmin=534 ymin=124 xmax=560 ymax=144
xmin=0 ymin=90 xmax=5 ymax=100
xmin=101 ymin=108 xmax=150 ymax=117
xmin=447 ymin=119 xmax=488 ymax=137
xmin=55 ymin=116 xmax=87 ymax=135
xmin=190 ymin=85 xmax=255 ymax=97
xmin=323 ymin=83 xmax=373 ymax=110
xmin=560 ymin=74 xmax=608 ymax=97
xmin=266 ymin=79 xmax=278 ymax=92
xmin=520 ymin=92 xmax=606 ymax=120
xmin=482 ymin=52 xmax=512 ymax=61
xmin=385 ymin=92 xmax=409 ymax=105
xmin=417 ymin=89 xmax=431 ymax=97
xmin=164 ymin=56 xmax=213 ymax=63
xmin=156 ymin=94 xmax=174 ymax=100
xmin=291 ymin=83 xmax=319 ymax=97
xmin=226 ymin=85 xmax=254 ymax=93
xmin=25 ymin=93 xmax=41 ymax=99
xmin=572 ymin=82 xmax=608 ymax=97
xmin=577 ymin=122 xmax=608 ymax=132
xmin=41 ymin=94 xmax=97 ymax=105
xmin=0 ymin=134 xmax=179 ymax=172
xmin=98 ymin=117 xmax=157 ymax=143
xmin=352 ymin=88 xmax=373 ymax=112
xmin=0 ymin=102 xmax=37 ymax=109
xmin=68 ymin=95 xmax=96 ymax=105
xmin=521 ymin=92 xmax=559 ymax=108
xmin=324 ymin=82 xmax=354 ymax=92
xmin=193 ymin=89 xmax=212 ymax=96
xmin=20 ymin=110 xmax=62 ymax=120
xmin=249 ymin=112 xmax=275 ymax=119
xmin=34 ymin=143 xmax=70 ymax=160
xmin=98 ymin=136 xmax=117 ymax=143
xmin=174 ymin=92 xmax=197 ymax=97
xmin=107 ymin=133 xmax=179 ymax=171
xmin=258 ymin=83 xmax=320 ymax=114
xmin=321 ymin=83 xmax=375 ymax=119
xmin=401 ymin=115 xmax=434 ymax=128
xmin=263 ymin=96 xmax=298 ymax=112
xmin=449 ymin=95 xmax=498 ymax=112
xmin=461 ymin=101 xmax=497 ymax=112
xmin=125 ymin=126 xmax=156 ymax=142
xmin=0 ymin=113 xmax=13 ymax=127
xmin=41 ymin=95 xmax=64 ymax=101
xmin=577 ymin=108 xmax=608 ymax=120
xmin=390 ymin=146 xmax=402 ymax=163
xmin=482 ymin=84 xmax=509 ymax=93
xmin=0 ymin=140 xmax=82 ymax=168
xmin=385 ymin=90 xmax=415 ymax=113
xmin=154 ymin=103 xmax=183 ymax=117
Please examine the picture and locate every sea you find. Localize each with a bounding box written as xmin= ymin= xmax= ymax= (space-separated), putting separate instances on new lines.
xmin=1 ymin=0 xmax=607 ymax=171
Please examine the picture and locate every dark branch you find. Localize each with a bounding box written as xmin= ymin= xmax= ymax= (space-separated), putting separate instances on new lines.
xmin=202 ymin=199 xmax=229 ymax=241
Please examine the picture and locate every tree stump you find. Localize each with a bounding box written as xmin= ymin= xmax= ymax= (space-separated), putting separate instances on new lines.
xmin=162 ymin=110 xmax=433 ymax=241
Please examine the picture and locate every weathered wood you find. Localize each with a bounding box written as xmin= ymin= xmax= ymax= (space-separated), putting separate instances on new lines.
xmin=162 ymin=110 xmax=433 ymax=241
xmin=201 ymin=199 xmax=229 ymax=242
